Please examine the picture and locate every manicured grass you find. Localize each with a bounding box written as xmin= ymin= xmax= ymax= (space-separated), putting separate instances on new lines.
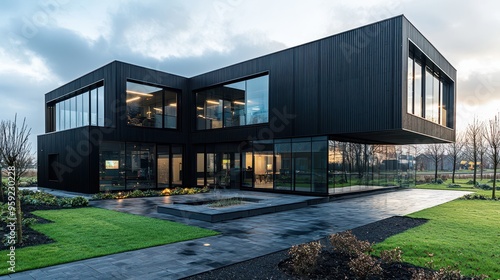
xmin=415 ymin=178 xmax=496 ymax=197
xmin=373 ymin=199 xmax=500 ymax=278
xmin=0 ymin=207 xmax=218 ymax=275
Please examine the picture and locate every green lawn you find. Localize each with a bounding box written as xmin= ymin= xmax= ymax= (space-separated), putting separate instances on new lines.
xmin=415 ymin=178 xmax=497 ymax=197
xmin=1 ymin=207 xmax=218 ymax=275
xmin=373 ymin=196 xmax=500 ymax=278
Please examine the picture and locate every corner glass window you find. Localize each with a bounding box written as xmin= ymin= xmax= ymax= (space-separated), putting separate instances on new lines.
xmin=407 ymin=42 xmax=453 ymax=128
xmin=126 ymin=81 xmax=178 ymax=129
xmin=196 ymin=74 xmax=269 ymax=130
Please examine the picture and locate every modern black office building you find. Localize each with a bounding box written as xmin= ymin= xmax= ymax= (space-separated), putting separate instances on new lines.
xmin=37 ymin=15 xmax=456 ymax=195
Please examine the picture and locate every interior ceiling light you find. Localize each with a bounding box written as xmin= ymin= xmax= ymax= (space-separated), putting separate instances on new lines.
xmin=196 ymin=107 xmax=204 ymax=110
xmin=153 ymin=107 xmax=163 ymax=111
xmin=233 ymin=101 xmax=245 ymax=105
xmin=126 ymin=90 xmax=154 ymax=97
xmin=168 ymin=103 xmax=177 ymax=107
xmin=206 ymin=100 xmax=220 ymax=105
xmin=126 ymin=97 xmax=141 ymax=103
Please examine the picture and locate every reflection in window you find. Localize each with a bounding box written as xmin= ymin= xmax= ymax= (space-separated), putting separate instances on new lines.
xmin=274 ymin=142 xmax=292 ymax=190
xmin=407 ymin=44 xmax=453 ymax=128
xmin=126 ymin=81 xmax=178 ymax=129
xmin=196 ymin=74 xmax=269 ymax=130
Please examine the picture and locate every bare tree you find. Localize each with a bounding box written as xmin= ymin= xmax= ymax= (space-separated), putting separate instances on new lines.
xmin=484 ymin=117 xmax=500 ymax=199
xmin=0 ymin=115 xmax=34 ymax=244
xmin=465 ymin=119 xmax=484 ymax=186
xmin=427 ymin=144 xmax=445 ymax=182
xmin=446 ymin=132 xmax=466 ymax=183
xmin=477 ymin=137 xmax=487 ymax=180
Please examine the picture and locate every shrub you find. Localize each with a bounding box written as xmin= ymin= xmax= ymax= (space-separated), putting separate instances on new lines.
xmin=143 ymin=189 xmax=160 ymax=197
xmin=58 ymin=197 xmax=73 ymax=208
xmin=71 ymin=196 xmax=89 ymax=207
xmin=91 ymin=192 xmax=115 ymax=200
xmin=329 ymin=230 xmax=372 ymax=256
xmin=477 ymin=184 xmax=492 ymax=190
xmin=129 ymin=189 xmax=145 ymax=198
xmin=440 ymin=174 xmax=448 ymax=181
xmin=20 ymin=191 xmax=59 ymax=206
xmin=424 ymin=176 xmax=433 ymax=183
xmin=462 ymin=194 xmax=488 ymax=200
xmin=410 ymin=265 xmax=468 ymax=280
xmin=434 ymin=178 xmax=444 ymax=184
xmin=380 ymin=247 xmax=403 ymax=264
xmin=447 ymin=184 xmax=461 ymax=188
xmin=348 ymin=253 xmax=382 ymax=279
xmin=288 ymin=241 xmax=322 ymax=276
xmin=22 ymin=217 xmax=38 ymax=227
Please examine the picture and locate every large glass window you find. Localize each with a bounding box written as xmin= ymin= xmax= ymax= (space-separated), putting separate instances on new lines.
xmin=414 ymin=60 xmax=422 ymax=117
xmin=157 ymin=145 xmax=170 ymax=188
xmin=196 ymin=74 xmax=269 ymax=130
xmin=407 ymin=57 xmax=413 ymax=114
xmin=51 ymin=81 xmax=104 ymax=131
xmin=126 ymin=81 xmax=178 ymax=129
xmin=172 ymin=146 xmax=183 ymax=185
xmin=274 ymin=141 xmax=292 ymax=190
xmin=407 ymin=43 xmax=453 ymax=128
xmin=125 ymin=143 xmax=155 ymax=190
xmin=97 ymin=86 xmax=105 ymax=126
xmin=90 ymin=88 xmax=97 ymax=126
xmin=425 ymin=68 xmax=440 ymax=123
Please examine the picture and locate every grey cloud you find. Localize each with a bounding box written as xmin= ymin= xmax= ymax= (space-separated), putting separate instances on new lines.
xmin=457 ymin=70 xmax=500 ymax=107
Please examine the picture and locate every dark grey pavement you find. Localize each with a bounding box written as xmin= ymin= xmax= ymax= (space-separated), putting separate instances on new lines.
xmin=1 ymin=189 xmax=469 ymax=279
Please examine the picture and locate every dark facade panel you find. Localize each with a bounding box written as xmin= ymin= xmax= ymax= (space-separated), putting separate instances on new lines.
xmin=190 ymin=16 xmax=408 ymax=143
xmin=38 ymin=127 xmax=99 ymax=193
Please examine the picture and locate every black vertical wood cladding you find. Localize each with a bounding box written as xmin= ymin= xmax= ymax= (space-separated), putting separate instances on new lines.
xmin=38 ymin=15 xmax=456 ymax=193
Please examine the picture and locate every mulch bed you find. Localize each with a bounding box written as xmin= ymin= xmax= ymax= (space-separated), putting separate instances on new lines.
xmin=0 ymin=198 xmax=60 ymax=250
xmin=185 ymin=216 xmax=446 ymax=280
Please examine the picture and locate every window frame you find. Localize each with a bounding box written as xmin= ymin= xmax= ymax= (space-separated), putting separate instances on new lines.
xmin=125 ymin=79 xmax=181 ymax=130
xmin=194 ymin=72 xmax=270 ymax=131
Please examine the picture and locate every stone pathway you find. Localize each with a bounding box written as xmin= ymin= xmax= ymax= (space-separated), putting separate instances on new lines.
xmin=1 ymin=189 xmax=469 ymax=279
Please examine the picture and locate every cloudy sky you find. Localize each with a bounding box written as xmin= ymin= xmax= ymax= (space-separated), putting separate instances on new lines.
xmin=1 ymin=0 xmax=500 ymax=152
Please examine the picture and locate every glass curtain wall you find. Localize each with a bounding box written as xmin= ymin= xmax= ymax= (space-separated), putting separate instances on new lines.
xmin=328 ymin=140 xmax=416 ymax=194
xmin=99 ymin=142 xmax=183 ymax=191
xmin=157 ymin=145 xmax=170 ymax=188
xmin=253 ymin=141 xmax=274 ymax=189
xmin=125 ymin=143 xmax=155 ymax=189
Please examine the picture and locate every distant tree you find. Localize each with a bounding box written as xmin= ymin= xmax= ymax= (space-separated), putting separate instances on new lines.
xmin=427 ymin=144 xmax=445 ymax=182
xmin=478 ymin=136 xmax=487 ymax=180
xmin=484 ymin=117 xmax=500 ymax=199
xmin=0 ymin=115 xmax=34 ymax=244
xmin=446 ymin=132 xmax=466 ymax=184
xmin=465 ymin=119 xmax=484 ymax=186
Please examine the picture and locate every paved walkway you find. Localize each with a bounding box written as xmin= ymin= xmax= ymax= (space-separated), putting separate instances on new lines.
xmin=2 ymin=189 xmax=469 ymax=279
